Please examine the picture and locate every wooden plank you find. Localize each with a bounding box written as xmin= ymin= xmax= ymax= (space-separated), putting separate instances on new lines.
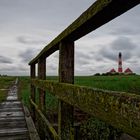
xmin=0 ymin=121 xmax=26 ymax=129
xmin=0 ymin=111 xmax=24 ymax=117
xmin=0 ymin=117 xmax=25 ymax=121
xmin=23 ymin=105 xmax=40 ymax=140
xmin=38 ymin=57 xmax=46 ymax=139
xmin=58 ymin=41 xmax=74 ymax=140
xmin=0 ymin=128 xmax=28 ymax=136
xmin=30 ymin=98 xmax=59 ymax=140
xmin=0 ymin=108 xmax=22 ymax=112
xmin=29 ymin=0 xmax=140 ymax=65
xmin=38 ymin=58 xmax=46 ymax=111
xmin=0 ymin=101 xmax=21 ymax=105
xmin=0 ymin=80 xmax=30 ymax=140
xmin=0 ymin=135 xmax=29 ymax=140
xmin=30 ymin=64 xmax=36 ymax=121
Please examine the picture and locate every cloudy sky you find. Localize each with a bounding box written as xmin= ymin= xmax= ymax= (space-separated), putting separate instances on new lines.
xmin=0 ymin=0 xmax=140 ymax=76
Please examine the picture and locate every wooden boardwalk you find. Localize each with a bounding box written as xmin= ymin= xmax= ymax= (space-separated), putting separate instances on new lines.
xmin=0 ymin=79 xmax=29 ymax=140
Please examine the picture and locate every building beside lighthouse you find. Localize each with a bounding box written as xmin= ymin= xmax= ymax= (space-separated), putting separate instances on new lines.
xmin=124 ymin=68 xmax=133 ymax=75
xmin=109 ymin=52 xmax=133 ymax=75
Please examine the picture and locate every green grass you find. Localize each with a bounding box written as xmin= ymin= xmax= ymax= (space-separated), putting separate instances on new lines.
xmin=19 ymin=75 xmax=140 ymax=108
xmin=18 ymin=76 xmax=30 ymax=106
xmin=0 ymin=76 xmax=16 ymax=103
xmin=0 ymin=90 xmax=7 ymax=103
xmin=75 ymin=75 xmax=140 ymax=94
xmin=19 ymin=76 xmax=58 ymax=111
xmin=19 ymin=75 xmax=140 ymax=139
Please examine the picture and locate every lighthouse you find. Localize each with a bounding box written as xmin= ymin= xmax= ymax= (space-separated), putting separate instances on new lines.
xmin=109 ymin=52 xmax=134 ymax=75
xmin=118 ymin=52 xmax=123 ymax=73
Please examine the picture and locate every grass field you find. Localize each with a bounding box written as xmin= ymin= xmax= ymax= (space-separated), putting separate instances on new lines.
xmin=0 ymin=76 xmax=16 ymax=103
xmin=2 ymin=75 xmax=138 ymax=139
xmin=18 ymin=76 xmax=30 ymax=106
xmin=19 ymin=75 xmax=140 ymax=107
xmin=19 ymin=75 xmax=140 ymax=139
xmin=75 ymin=75 xmax=140 ymax=94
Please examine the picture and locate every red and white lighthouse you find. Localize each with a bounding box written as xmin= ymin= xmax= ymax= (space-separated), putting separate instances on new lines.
xmin=118 ymin=52 xmax=123 ymax=73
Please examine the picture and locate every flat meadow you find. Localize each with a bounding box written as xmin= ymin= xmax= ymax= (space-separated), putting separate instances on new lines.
xmin=2 ymin=75 xmax=140 ymax=139
xmin=0 ymin=76 xmax=15 ymax=103
xmin=0 ymin=75 xmax=140 ymax=110
xmin=19 ymin=75 xmax=140 ymax=108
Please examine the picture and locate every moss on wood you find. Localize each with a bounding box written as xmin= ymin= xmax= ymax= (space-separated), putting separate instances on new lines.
xmin=30 ymin=98 xmax=59 ymax=140
xmin=29 ymin=0 xmax=140 ymax=65
xmin=31 ymin=79 xmax=140 ymax=139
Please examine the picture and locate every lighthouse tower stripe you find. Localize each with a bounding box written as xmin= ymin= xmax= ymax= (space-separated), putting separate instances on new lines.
xmin=118 ymin=52 xmax=123 ymax=73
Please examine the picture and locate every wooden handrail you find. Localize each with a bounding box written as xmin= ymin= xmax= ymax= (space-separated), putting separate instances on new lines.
xmin=31 ymin=79 xmax=140 ymax=139
xmin=30 ymin=98 xmax=59 ymax=140
xmin=29 ymin=0 xmax=140 ymax=139
xmin=29 ymin=0 xmax=140 ymax=65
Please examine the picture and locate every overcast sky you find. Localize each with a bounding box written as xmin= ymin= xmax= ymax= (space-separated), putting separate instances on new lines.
xmin=0 ymin=0 xmax=140 ymax=76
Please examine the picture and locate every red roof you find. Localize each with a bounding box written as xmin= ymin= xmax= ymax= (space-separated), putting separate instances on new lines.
xmin=110 ymin=68 xmax=116 ymax=73
xmin=124 ymin=68 xmax=133 ymax=73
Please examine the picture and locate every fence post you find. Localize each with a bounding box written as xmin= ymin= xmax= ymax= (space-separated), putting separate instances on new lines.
xmin=38 ymin=57 xmax=46 ymax=111
xmin=30 ymin=63 xmax=36 ymax=121
xmin=58 ymin=40 xmax=74 ymax=140
xmin=38 ymin=57 xmax=46 ymax=140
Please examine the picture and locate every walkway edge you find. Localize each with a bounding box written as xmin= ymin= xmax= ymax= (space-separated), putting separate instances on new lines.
xmin=23 ymin=105 xmax=40 ymax=140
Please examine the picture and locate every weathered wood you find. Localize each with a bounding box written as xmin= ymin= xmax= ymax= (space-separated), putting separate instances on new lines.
xmin=38 ymin=58 xmax=46 ymax=111
xmin=23 ymin=105 xmax=40 ymax=140
xmin=0 ymin=101 xmax=22 ymax=109
xmin=0 ymin=128 xmax=28 ymax=136
xmin=0 ymin=80 xmax=30 ymax=140
xmin=0 ymin=121 xmax=26 ymax=129
xmin=0 ymin=111 xmax=24 ymax=118
xmin=58 ymin=41 xmax=74 ymax=140
xmin=29 ymin=0 xmax=140 ymax=65
xmin=0 ymin=117 xmax=25 ymax=122
xmin=28 ymin=0 xmax=140 ymax=139
xmin=31 ymin=64 xmax=36 ymax=78
xmin=30 ymin=98 xmax=59 ymax=140
xmin=59 ymin=41 xmax=74 ymax=83
xmin=38 ymin=57 xmax=46 ymax=140
xmin=31 ymin=79 xmax=140 ymax=139
xmin=0 ymin=108 xmax=22 ymax=112
xmin=0 ymin=135 xmax=29 ymax=140
xmin=30 ymin=64 xmax=36 ymax=121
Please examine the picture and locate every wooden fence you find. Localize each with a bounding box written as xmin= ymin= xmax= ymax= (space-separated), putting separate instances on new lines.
xmin=29 ymin=0 xmax=140 ymax=139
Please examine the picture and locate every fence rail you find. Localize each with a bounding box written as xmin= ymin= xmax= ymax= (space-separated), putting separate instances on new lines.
xmin=29 ymin=0 xmax=140 ymax=139
xmin=30 ymin=98 xmax=59 ymax=140
xmin=29 ymin=0 xmax=140 ymax=65
xmin=31 ymin=79 xmax=140 ymax=138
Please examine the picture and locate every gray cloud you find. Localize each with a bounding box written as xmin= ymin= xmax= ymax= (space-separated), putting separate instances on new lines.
xmin=75 ymin=50 xmax=94 ymax=65
xmin=0 ymin=56 xmax=13 ymax=64
xmin=99 ymin=49 xmax=117 ymax=61
xmin=54 ymin=49 xmax=94 ymax=66
xmin=52 ymin=51 xmax=59 ymax=59
xmin=111 ymin=37 xmax=137 ymax=50
xmin=0 ymin=0 xmax=139 ymax=76
xmin=110 ymin=28 xmax=140 ymax=36
xmin=98 ymin=37 xmax=138 ymax=63
xmin=46 ymin=63 xmax=58 ymax=76
xmin=19 ymin=48 xmax=39 ymax=63
xmin=0 ymin=63 xmax=29 ymax=76
xmin=17 ymin=36 xmax=46 ymax=45
xmin=100 ymin=49 xmax=132 ymax=62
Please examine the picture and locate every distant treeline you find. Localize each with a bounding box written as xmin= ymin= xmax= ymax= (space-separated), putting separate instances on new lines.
xmin=94 ymin=72 xmax=136 ymax=76
xmin=0 ymin=75 xmax=8 ymax=77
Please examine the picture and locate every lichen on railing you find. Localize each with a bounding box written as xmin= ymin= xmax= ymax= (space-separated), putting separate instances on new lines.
xmin=31 ymin=79 xmax=140 ymax=139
